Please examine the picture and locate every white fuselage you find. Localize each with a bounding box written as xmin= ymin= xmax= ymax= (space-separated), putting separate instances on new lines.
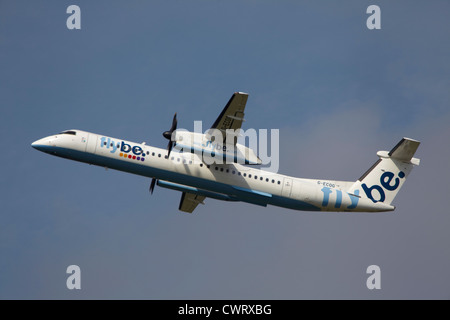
xmin=31 ymin=130 xmax=394 ymax=212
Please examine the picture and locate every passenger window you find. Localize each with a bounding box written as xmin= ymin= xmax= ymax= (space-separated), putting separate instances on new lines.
xmin=272 ymin=179 xmax=275 ymax=183
xmin=249 ymin=174 xmax=252 ymax=178
xmin=232 ymin=170 xmax=235 ymax=174
xmin=254 ymin=176 xmax=258 ymax=179
xmin=200 ymin=163 xmax=203 ymax=167
xmin=266 ymin=178 xmax=269 ymax=182
xmin=243 ymin=173 xmax=247 ymax=177
xmin=158 ymin=154 xmax=161 ymax=157
xmin=278 ymin=181 xmax=281 ymax=185
xmin=220 ymin=168 xmax=223 ymax=172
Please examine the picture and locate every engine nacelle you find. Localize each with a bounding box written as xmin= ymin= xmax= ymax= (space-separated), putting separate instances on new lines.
xmin=172 ymin=130 xmax=262 ymax=165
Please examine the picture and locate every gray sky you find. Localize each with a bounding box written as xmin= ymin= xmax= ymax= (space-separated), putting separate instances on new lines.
xmin=1 ymin=0 xmax=449 ymax=299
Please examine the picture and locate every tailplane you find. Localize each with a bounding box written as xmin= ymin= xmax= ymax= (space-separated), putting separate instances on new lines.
xmin=349 ymin=138 xmax=420 ymax=206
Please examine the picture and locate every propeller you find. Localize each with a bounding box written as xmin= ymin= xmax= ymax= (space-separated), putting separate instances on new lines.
xmin=149 ymin=178 xmax=156 ymax=194
xmin=162 ymin=113 xmax=177 ymax=157
xmin=150 ymin=113 xmax=178 ymax=195
xmin=150 ymin=113 xmax=177 ymax=195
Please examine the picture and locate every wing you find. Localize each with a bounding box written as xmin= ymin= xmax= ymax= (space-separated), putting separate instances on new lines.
xmin=209 ymin=92 xmax=248 ymax=144
xmin=179 ymin=192 xmax=206 ymax=213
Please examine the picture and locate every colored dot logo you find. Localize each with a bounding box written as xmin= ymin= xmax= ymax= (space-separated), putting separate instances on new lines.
xmin=119 ymin=153 xmax=145 ymax=162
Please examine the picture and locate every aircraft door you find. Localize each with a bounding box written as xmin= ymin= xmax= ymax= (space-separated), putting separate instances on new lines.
xmin=291 ymin=180 xmax=302 ymax=200
xmin=86 ymin=134 xmax=98 ymax=154
xmin=281 ymin=178 xmax=293 ymax=197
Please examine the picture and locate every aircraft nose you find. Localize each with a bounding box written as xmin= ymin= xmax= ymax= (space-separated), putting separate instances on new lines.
xmin=31 ymin=137 xmax=50 ymax=152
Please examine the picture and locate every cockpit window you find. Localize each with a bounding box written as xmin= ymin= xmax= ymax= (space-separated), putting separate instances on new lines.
xmin=59 ymin=130 xmax=77 ymax=135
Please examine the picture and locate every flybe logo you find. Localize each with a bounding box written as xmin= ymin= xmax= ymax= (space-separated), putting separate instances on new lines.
xmin=362 ymin=171 xmax=405 ymax=203
xmin=100 ymin=137 xmax=146 ymax=162
xmin=204 ymin=140 xmax=227 ymax=151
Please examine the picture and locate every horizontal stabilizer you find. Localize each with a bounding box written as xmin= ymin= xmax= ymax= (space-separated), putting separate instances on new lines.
xmin=387 ymin=137 xmax=421 ymax=164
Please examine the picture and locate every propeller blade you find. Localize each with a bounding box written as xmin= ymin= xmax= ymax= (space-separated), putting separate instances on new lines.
xmin=170 ymin=113 xmax=177 ymax=132
xmin=167 ymin=140 xmax=173 ymax=157
xmin=162 ymin=113 xmax=178 ymax=140
xmin=162 ymin=112 xmax=178 ymax=156
xmin=149 ymin=178 xmax=156 ymax=194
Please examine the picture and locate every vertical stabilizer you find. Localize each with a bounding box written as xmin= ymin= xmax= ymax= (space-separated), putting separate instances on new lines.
xmin=348 ymin=138 xmax=420 ymax=205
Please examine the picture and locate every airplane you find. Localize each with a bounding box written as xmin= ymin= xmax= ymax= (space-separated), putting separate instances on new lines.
xmin=31 ymin=92 xmax=420 ymax=213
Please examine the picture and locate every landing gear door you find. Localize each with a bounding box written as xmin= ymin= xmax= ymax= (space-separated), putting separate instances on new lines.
xmin=281 ymin=178 xmax=292 ymax=197
xmin=86 ymin=134 xmax=98 ymax=154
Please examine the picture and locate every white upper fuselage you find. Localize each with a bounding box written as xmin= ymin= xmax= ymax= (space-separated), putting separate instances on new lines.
xmin=31 ymin=129 xmax=395 ymax=212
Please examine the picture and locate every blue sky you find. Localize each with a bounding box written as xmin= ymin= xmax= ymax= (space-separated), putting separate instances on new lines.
xmin=1 ymin=0 xmax=449 ymax=299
